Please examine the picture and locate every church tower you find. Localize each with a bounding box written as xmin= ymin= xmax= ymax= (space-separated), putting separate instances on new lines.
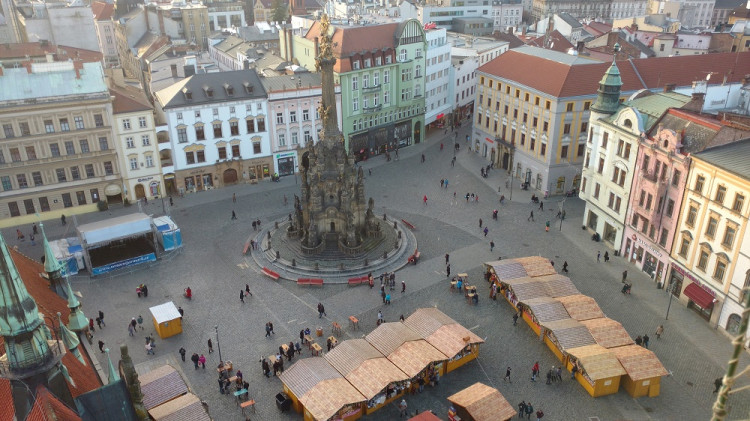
xmin=590 ymin=43 xmax=623 ymax=121
xmin=0 ymin=233 xmax=77 ymax=418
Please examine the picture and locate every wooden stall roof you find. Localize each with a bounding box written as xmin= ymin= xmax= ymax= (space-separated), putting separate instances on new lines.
xmin=365 ymin=322 xmax=422 ymax=356
xmin=139 ymin=365 xmax=189 ymax=410
xmin=324 ymin=339 xmax=385 ymax=376
xmin=299 ymin=378 xmax=366 ymax=421
xmin=522 ymin=296 xmax=571 ymax=323
xmin=542 ymin=318 xmax=596 ymax=351
xmin=555 ymin=294 xmax=605 ymax=321
xmin=509 ymin=275 xmax=579 ymax=302
xmin=387 ymin=340 xmax=447 ymax=378
xmin=404 ymin=309 xmax=484 ymax=357
xmin=508 ymin=278 xmax=550 ymax=302
xmin=404 ymin=307 xmax=458 ymax=334
xmin=581 ymin=318 xmax=634 ymax=349
xmin=568 ymin=344 xmax=627 ymax=381
xmin=538 ymin=274 xmax=580 ymax=297
xmin=279 ymin=357 xmax=343 ymax=400
xmin=485 ymin=256 xmax=555 ymax=282
xmin=148 ymin=393 xmax=210 ymax=421
xmin=409 ymin=411 xmax=442 ymax=421
xmin=447 ymin=382 xmax=517 ymax=421
xmin=610 ymin=345 xmax=669 ymax=381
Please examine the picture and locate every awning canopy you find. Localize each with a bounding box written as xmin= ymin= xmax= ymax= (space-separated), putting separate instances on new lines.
xmin=683 ymin=283 xmax=715 ymax=309
xmin=77 ymin=213 xmax=152 ymax=245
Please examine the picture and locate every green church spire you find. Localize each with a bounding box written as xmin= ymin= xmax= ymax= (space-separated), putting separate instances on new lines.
xmin=591 ymin=43 xmax=623 ymax=116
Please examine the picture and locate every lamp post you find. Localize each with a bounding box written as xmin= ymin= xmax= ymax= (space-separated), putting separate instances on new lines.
xmin=214 ymin=325 xmax=223 ymax=364
xmin=665 ymin=281 xmax=675 ymax=320
xmin=559 ymin=198 xmax=566 ymax=231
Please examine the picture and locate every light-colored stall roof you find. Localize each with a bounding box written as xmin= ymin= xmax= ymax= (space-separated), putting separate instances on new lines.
xmin=509 ymin=275 xmax=579 ymax=302
xmin=279 ymin=357 xmax=343 ymax=400
xmin=537 ymin=274 xmax=580 ymax=297
xmin=139 ymin=365 xmax=188 ymax=410
xmin=324 ymin=339 xmax=409 ymax=400
xmin=555 ymin=295 xmax=605 ymax=321
xmin=365 ymin=322 xmax=422 ymax=356
xmin=610 ymin=345 xmax=669 ymax=381
xmin=447 ymin=382 xmax=517 ymax=421
xmin=77 ymin=213 xmax=152 ymax=245
xmin=567 ymin=344 xmax=627 ymax=381
xmin=485 ymin=256 xmax=556 ymax=282
xmin=581 ymin=318 xmax=634 ymax=349
xmin=404 ymin=308 xmax=484 ymax=358
xmin=542 ymin=318 xmax=596 ymax=351
xmin=149 ymin=301 xmax=181 ymax=324
xmin=522 ymin=296 xmax=571 ymax=323
xmin=386 ymin=340 xmax=448 ymax=378
xmin=148 ymin=392 xmax=210 ymax=421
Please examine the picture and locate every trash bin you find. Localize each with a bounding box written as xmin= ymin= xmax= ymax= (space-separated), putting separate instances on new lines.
xmin=316 ymin=327 xmax=323 ymax=337
xmin=275 ymin=392 xmax=291 ymax=412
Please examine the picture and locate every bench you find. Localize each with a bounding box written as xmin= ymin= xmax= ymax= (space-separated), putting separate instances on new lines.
xmin=240 ymin=399 xmax=256 ymax=415
xmin=297 ymin=278 xmax=324 ymax=286
xmin=349 ymin=316 xmax=359 ymax=330
xmin=401 ymin=219 xmax=416 ymax=230
xmin=348 ymin=276 xmax=368 ymax=286
xmin=408 ymin=250 xmax=421 ymax=265
xmin=261 ymin=267 xmax=280 ymax=280
xmin=332 ymin=322 xmax=342 ymax=335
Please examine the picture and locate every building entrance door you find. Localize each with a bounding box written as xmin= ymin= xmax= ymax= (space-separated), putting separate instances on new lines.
xmin=135 ymin=184 xmax=146 ymax=199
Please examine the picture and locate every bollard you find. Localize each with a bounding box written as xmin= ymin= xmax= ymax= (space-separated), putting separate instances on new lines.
xmin=292 ymin=258 xmax=296 ymax=267
xmin=398 ymin=231 xmax=402 ymax=239
xmin=383 ymin=213 xmax=387 ymax=221
xmin=275 ymin=251 xmax=280 ymax=259
xmin=275 ymin=221 xmax=279 ymax=229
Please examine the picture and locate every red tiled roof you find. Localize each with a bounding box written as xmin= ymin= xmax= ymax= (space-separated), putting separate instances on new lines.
xmin=92 ymin=2 xmax=115 ymax=20
xmin=305 ymin=21 xmax=398 ymax=72
xmin=478 ymin=49 xmax=750 ymax=98
xmin=0 ymin=43 xmax=102 ymax=63
xmin=0 ymin=250 xmax=101 ymax=399
xmin=111 ymin=85 xmax=153 ymax=114
xmin=584 ymin=22 xmax=612 ymax=37
xmin=26 ymin=386 xmax=81 ymax=421
xmin=526 ymin=30 xmax=575 ymax=53
xmin=0 ymin=379 xmax=13 ymax=421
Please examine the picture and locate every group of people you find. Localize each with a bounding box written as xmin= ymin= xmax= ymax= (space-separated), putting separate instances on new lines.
xmin=517 ymin=401 xmax=544 ymax=420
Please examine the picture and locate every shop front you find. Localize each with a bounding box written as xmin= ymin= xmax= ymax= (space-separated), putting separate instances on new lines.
xmin=621 ymin=233 xmax=668 ymax=284
xmin=275 ymin=151 xmax=298 ymax=177
xmin=349 ymin=120 xmax=416 ymax=162
xmin=668 ymin=263 xmax=718 ymax=322
xmin=164 ymin=174 xmax=178 ymax=196
xmin=179 ymin=169 xmax=214 ymax=194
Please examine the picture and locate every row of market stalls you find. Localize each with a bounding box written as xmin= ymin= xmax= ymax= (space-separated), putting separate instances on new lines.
xmin=139 ymin=365 xmax=210 ymax=421
xmin=279 ymin=308 xmax=485 ymax=421
xmin=47 ymin=213 xmax=182 ymax=276
xmin=484 ymin=257 xmax=668 ymax=398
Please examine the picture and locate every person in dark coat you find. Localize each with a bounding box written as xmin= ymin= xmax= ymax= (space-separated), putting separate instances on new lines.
xmin=262 ymin=359 xmax=271 ymax=377
xmin=191 ymin=353 xmax=199 ymax=369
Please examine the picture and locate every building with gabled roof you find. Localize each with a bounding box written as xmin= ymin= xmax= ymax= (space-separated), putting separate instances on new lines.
xmin=92 ymin=2 xmax=119 ymax=66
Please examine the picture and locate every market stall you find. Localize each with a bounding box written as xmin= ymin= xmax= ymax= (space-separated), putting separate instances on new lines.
xmin=504 ymin=275 xmax=580 ymax=310
xmin=567 ymin=344 xmax=627 ymax=397
xmin=48 ymin=237 xmax=85 ymax=275
xmin=519 ymin=296 xmax=571 ymax=335
xmin=580 ymin=318 xmax=634 ymax=349
xmin=149 ymin=301 xmax=183 ymax=339
xmin=139 ymin=365 xmax=189 ymax=410
xmin=539 ymin=318 xmax=596 ymax=363
xmin=446 ymin=382 xmax=516 ymax=421
xmin=365 ymin=322 xmax=447 ymax=386
xmin=484 ymin=256 xmax=556 ymax=286
xmin=152 ymin=216 xmax=183 ymax=251
xmin=148 ymin=393 xmax=210 ymax=421
xmin=279 ymin=357 xmax=366 ymax=421
xmin=611 ymin=344 xmax=668 ymax=397
xmin=77 ymin=213 xmax=157 ymax=275
xmin=324 ymin=339 xmax=410 ymax=415
xmin=555 ymin=294 xmax=604 ymax=321
xmin=403 ymin=308 xmax=484 ymax=374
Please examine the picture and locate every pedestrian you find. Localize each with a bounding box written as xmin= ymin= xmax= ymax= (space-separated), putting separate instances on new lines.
xmin=545 ymin=220 xmax=550 ymax=232
xmin=265 ymin=322 xmax=272 ymax=337
xmin=562 ymin=261 xmax=568 ymax=273
xmin=32 ymin=223 xmax=38 ymax=235
xmin=504 ymin=366 xmax=512 ymax=382
xmin=535 ymin=409 xmax=544 ymax=421
xmin=490 ymin=240 xmax=495 ymax=252
xmin=317 ymin=303 xmax=326 ymax=318
xmin=96 ymin=310 xmax=105 ymax=327
xmin=483 ymin=227 xmax=488 ymax=237
xmin=518 ymin=401 xmax=526 ymax=419
xmin=170 ymin=197 xmax=174 ymax=207
xmin=655 ymin=325 xmax=664 ymax=339
xmin=440 ymin=179 xmax=444 ymax=188
xmin=531 ymin=361 xmax=539 ymax=381
xmin=199 ymin=354 xmax=206 ymax=369
xmin=597 ymin=251 xmax=601 ymax=262
xmin=385 ymin=293 xmax=391 ymax=304
xmin=269 ymin=322 xmax=275 ymax=334
xmin=89 ymin=318 xmax=95 ymax=332
xmin=445 ymin=179 xmax=449 ymax=189
xmin=327 ymin=337 xmax=332 ymax=351
xmin=512 ymin=312 xmax=519 ymax=326
xmin=571 ymin=362 xmax=579 ymax=379
xmin=539 ymin=201 xmax=544 ymax=211
xmin=61 ymin=214 xmax=66 ymax=225
xmin=528 ymin=211 xmax=534 ymax=222
xmin=262 ymin=358 xmax=271 ymax=377
xmin=525 ymin=402 xmax=534 ymax=420
xmin=239 ymin=289 xmax=245 ymax=303
xmin=252 ymin=220 xmax=257 ymax=231
xmin=714 ymin=377 xmax=723 ymax=393
xmin=245 ymin=284 xmax=252 ymax=297
xmin=635 ymin=335 xmax=643 ymax=346
xmin=556 ymin=366 xmax=562 ymax=382
xmin=545 ymin=369 xmax=553 ymax=384
xmin=604 ymin=251 xmax=610 ymax=262
xmin=643 ymin=334 xmax=650 ymax=348
xmin=622 ymin=270 xmax=628 ymax=283
xmin=399 ymin=399 xmax=408 ymax=418
xmin=401 ymin=279 xmax=406 ymax=293
xmin=128 ymin=320 xmax=135 ymax=337
xmin=446 ymin=264 xmax=451 ymax=277
xmin=378 ymin=310 xmax=384 ymax=323
xmin=29 ymin=234 xmax=35 ymax=246
xmin=418 ymin=376 xmax=425 ymax=392
xmin=231 ymin=210 xmax=237 ymax=220
xmin=98 ymin=340 xmax=105 ymax=352
xmin=218 ymin=377 xmax=226 ymax=394
xmin=232 ymin=193 xmax=236 ymax=203
xmin=176 ymin=307 xmax=183 ymax=318
xmin=421 ymin=154 xmax=425 ymax=163
xmin=191 ymin=353 xmax=199 ymax=369
xmin=381 ymin=288 xmax=386 ymax=303
xmin=550 ymin=366 xmax=556 ymax=383
xmin=423 ymin=195 xmax=428 ymax=205
xmin=208 ymin=339 xmax=213 ymax=353
xmin=479 ymin=218 xmax=483 ymax=228
xmin=445 ymin=253 xmax=450 ymax=264
xmin=179 ymin=347 xmax=186 ymax=361
xmin=146 ymin=342 xmax=154 ymax=355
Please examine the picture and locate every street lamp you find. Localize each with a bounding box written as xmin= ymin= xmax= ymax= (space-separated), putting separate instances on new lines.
xmin=665 ymin=281 xmax=676 ymax=320
xmin=559 ymin=198 xmax=566 ymax=231
xmin=214 ymin=325 xmax=223 ymax=364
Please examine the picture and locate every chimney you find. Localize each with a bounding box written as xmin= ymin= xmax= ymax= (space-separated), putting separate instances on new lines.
xmin=663 ymin=83 xmax=675 ymax=92
xmin=507 ymin=26 xmax=513 ymax=34
xmin=170 ymin=63 xmax=178 ymax=77
xmin=681 ymin=92 xmax=705 ymax=112
xmin=577 ymin=41 xmax=584 ymax=53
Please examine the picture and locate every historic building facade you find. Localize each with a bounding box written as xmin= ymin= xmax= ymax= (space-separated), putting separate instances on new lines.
xmin=154 ymin=70 xmax=272 ymax=195
xmin=0 ymin=62 xmax=121 ymax=224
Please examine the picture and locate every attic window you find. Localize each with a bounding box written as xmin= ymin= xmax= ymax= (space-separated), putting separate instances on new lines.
xmin=225 ymin=84 xmax=234 ymax=96
xmin=204 ymin=87 xmax=214 ymax=98
xmin=243 ymin=82 xmax=253 ymax=94
xmin=182 ymin=88 xmax=192 ymax=101
xmin=623 ymin=119 xmax=632 ymax=128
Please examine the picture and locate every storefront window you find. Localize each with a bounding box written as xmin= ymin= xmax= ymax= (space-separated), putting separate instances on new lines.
xmin=184 ymin=176 xmax=195 ymax=190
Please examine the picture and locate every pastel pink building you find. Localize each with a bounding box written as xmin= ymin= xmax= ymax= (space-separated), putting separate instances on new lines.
xmin=621 ymin=108 xmax=723 ymax=285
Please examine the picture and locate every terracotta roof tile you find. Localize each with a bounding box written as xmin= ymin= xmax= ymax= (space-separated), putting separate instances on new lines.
xmin=92 ymin=2 xmax=115 ymax=20
xmin=580 ymin=318 xmax=634 ymax=348
xmin=409 ymin=411 xmax=442 ymax=421
xmin=447 ymin=382 xmax=516 ymax=421
xmin=610 ymin=345 xmax=669 ymax=381
xmin=0 ymin=379 xmax=14 ymax=421
xmin=26 ymin=385 xmax=81 ymax=421
xmin=111 ymin=85 xmax=153 ymax=115
xmin=0 ymin=43 xmax=102 ymax=63
xmin=304 ymin=21 xmax=398 ymax=73
xmin=526 ymin=30 xmax=575 ymax=53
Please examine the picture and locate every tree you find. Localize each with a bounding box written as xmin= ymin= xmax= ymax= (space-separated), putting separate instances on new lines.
xmin=271 ymin=0 xmax=287 ymax=23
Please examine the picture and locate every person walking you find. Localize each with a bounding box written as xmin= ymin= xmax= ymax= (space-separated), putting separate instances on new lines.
xmin=191 ymin=353 xmax=199 ymax=369
xmin=531 ymin=361 xmax=539 ymax=382
xmin=504 ymin=366 xmax=512 ymax=382
xmin=545 ymin=220 xmax=550 ymax=232
xmin=95 ymin=316 xmax=103 ymax=329
xmin=262 ymin=358 xmax=271 ymax=377
xmin=245 ymin=284 xmax=252 ymax=297
xmin=32 ymin=223 xmax=38 ymax=235
xmin=643 ymin=334 xmax=650 ymax=348
xmin=622 ymin=270 xmax=628 ymax=283
xmin=556 ymin=366 xmax=563 ymax=382
xmin=635 ymin=335 xmax=643 ymax=346
xmin=381 ymin=287 xmax=386 ymax=303
xmin=490 ymin=240 xmax=495 ymax=252
xmin=421 ymin=154 xmax=425 ymax=163
xmin=597 ymin=251 xmax=601 ymax=262
xmin=423 ymin=195 xmax=428 ymax=205
xmin=512 ymin=312 xmax=519 ymax=326
xmin=317 ymin=303 xmax=326 ymax=318
xmin=655 ymin=325 xmax=664 ymax=339
xmin=239 ymin=289 xmax=245 ymax=303
xmin=269 ymin=322 xmax=275 ymax=335
xmin=528 ymin=211 xmax=534 ymax=222
xmin=98 ymin=340 xmax=105 ymax=353
xmin=525 ymin=402 xmax=534 ymax=420
xmin=231 ymin=210 xmax=237 ymax=220
xmin=97 ymin=310 xmax=105 ymax=327
xmin=479 ymin=218 xmax=483 ymax=228
xmin=535 ymin=409 xmax=544 ymax=421
xmin=207 ymin=339 xmax=213 ymax=354
xmin=562 ymin=261 xmax=569 ymax=273
xmin=61 ymin=214 xmax=66 ymax=225
xmin=399 ymin=399 xmax=408 ymax=418
xmin=89 ymin=318 xmax=95 ymax=332
xmin=446 ymin=264 xmax=451 ymax=277
xmin=539 ymin=201 xmax=544 ymax=211
xmin=198 ymin=354 xmax=206 ymax=369
xmin=128 ymin=319 xmax=136 ymax=337
xmin=378 ymin=310 xmax=384 ymax=324
xmin=401 ymin=279 xmax=406 ymax=293
xmin=483 ymin=227 xmax=489 ymax=237
xmin=445 ymin=253 xmax=450 ymax=264
xmin=232 ymin=193 xmax=236 ymax=203
xmin=545 ymin=369 xmax=553 ymax=385
xmin=714 ymin=377 xmax=723 ymax=393
xmin=265 ymin=322 xmax=272 ymax=337
xmin=179 ymin=347 xmax=186 ymax=362
xmin=604 ymin=251 xmax=610 ymax=262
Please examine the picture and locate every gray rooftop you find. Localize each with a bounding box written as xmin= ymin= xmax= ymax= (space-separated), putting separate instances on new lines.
xmin=155 ymin=69 xmax=267 ymax=109
xmin=238 ymin=26 xmax=282 ymax=42
xmin=693 ymin=138 xmax=750 ymax=180
xmin=514 ymin=45 xmax=600 ymax=66
xmin=260 ymin=72 xmax=322 ymax=93
xmin=557 ymin=12 xmax=582 ymax=28
xmin=0 ymin=62 xmax=108 ymax=103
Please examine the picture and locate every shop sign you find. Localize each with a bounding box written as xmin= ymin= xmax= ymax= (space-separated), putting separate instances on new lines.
xmin=485 ymin=137 xmax=494 ymax=144
xmin=92 ymin=253 xmax=156 ymax=275
xmin=275 ymin=152 xmax=296 ymax=159
xmin=671 ymin=263 xmax=715 ymax=296
xmin=635 ymin=236 xmax=662 ymax=258
xmin=436 ymin=113 xmax=444 ymax=119
xmin=137 ymin=176 xmax=154 ymax=183
xmin=188 ymin=168 xmax=207 ymax=175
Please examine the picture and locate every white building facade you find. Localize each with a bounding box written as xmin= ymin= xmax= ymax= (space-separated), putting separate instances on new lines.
xmin=424 ymin=27 xmax=452 ymax=126
xmin=492 ymin=1 xmax=524 ymax=32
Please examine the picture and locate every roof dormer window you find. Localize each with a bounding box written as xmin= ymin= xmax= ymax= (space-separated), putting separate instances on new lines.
xmin=182 ymin=88 xmax=192 ymax=101
xmin=204 ymin=87 xmax=214 ymax=98
xmin=225 ymin=84 xmax=234 ymax=96
xmin=243 ymin=82 xmax=253 ymax=94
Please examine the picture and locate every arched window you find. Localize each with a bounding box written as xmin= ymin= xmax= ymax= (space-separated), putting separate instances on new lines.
xmin=726 ymin=313 xmax=741 ymax=335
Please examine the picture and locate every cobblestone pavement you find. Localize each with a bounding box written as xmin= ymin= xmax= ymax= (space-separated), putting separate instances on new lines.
xmin=4 ymin=123 xmax=750 ymax=421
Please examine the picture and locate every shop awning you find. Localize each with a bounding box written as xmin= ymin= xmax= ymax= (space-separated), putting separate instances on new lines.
xmin=684 ymin=283 xmax=715 ymax=309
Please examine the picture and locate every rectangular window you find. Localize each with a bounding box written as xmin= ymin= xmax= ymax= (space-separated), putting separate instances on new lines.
xmin=94 ymin=114 xmax=104 ymax=127
xmin=65 ymin=141 xmax=75 ymax=155
xmin=231 ymin=145 xmax=240 ymax=157
xmin=10 ymin=148 xmax=20 ymax=162
xmin=178 ymin=128 xmax=188 ymax=143
xmin=257 ymin=118 xmax=265 ymax=132
xmin=56 ymin=168 xmax=67 ymax=182
xmin=672 ymin=169 xmax=681 ymax=186
xmin=129 ymin=157 xmax=138 ymax=170
xmin=145 ymin=155 xmax=154 ymax=167
xmin=122 ymin=119 xmax=131 ymax=130
xmin=70 ymin=167 xmax=80 ymax=180
xmin=246 ymin=119 xmax=255 ymax=133
xmin=85 ymin=164 xmax=95 ymax=178
xmin=723 ymin=226 xmax=736 ymax=248
xmin=566 ymin=102 xmax=574 ymax=112
xmin=733 ymin=194 xmax=745 ymax=213
xmin=602 ymin=132 xmax=609 ymax=148
xmin=1 ymin=176 xmax=12 ymax=191
xmin=303 ymin=109 xmax=310 ymax=121
xmin=74 ymin=116 xmax=84 ymax=129
xmin=23 ymin=199 xmax=34 ymax=214
xmin=186 ymin=151 xmax=195 ymax=164
xmin=60 ymin=118 xmax=70 ymax=131
xmin=646 ymin=193 xmax=653 ymax=210
xmin=213 ymin=123 xmax=222 ymax=138
xmin=3 ymin=123 xmax=14 ymax=138
xmin=715 ymin=185 xmax=726 ymax=205
xmin=706 ymin=217 xmax=718 ymax=238
xmin=697 ymin=250 xmax=709 ymax=270
xmin=8 ymin=202 xmax=20 ymax=217
xmin=714 ymin=259 xmax=727 ymax=281
xmin=197 ymin=151 xmax=205 ymax=163
xmin=230 ymin=121 xmax=239 ymax=135
xmin=76 ymin=191 xmax=86 ymax=205
xmin=276 ymin=113 xmax=284 ymax=124
xmin=687 ymin=206 xmax=698 ymax=227
xmin=25 ymin=146 xmax=37 ymax=160
xmin=679 ymin=237 xmax=689 ymax=257
xmin=659 ymin=228 xmax=669 ymax=247
xmin=32 ymin=171 xmax=43 ymax=186
xmin=19 ymin=122 xmax=30 ymax=136
xmin=61 ymin=193 xmax=73 ymax=208
xmin=352 ymin=76 xmax=358 ymax=90
xmin=50 ymin=144 xmax=61 ymax=157
xmin=253 ymin=142 xmax=261 ymax=154
xmin=39 ymin=197 xmax=50 ymax=212
xmin=138 ymin=117 xmax=147 ymax=128
xmin=16 ymin=174 xmax=27 ymax=188
xmin=99 ymin=137 xmax=109 ymax=150
xmin=80 ymin=139 xmax=90 ymax=153
xmin=695 ymin=175 xmax=705 ymax=194
xmin=598 ymin=158 xmax=605 ymax=174
xmin=126 ymin=137 xmax=135 ymax=148
xmin=104 ymin=161 xmax=114 ymax=175
xmin=218 ymin=147 xmax=227 ymax=160
xmin=594 ymin=183 xmax=600 ymax=199
xmin=278 ymin=133 xmax=286 ymax=146
xmin=45 ymin=120 xmax=55 ymax=133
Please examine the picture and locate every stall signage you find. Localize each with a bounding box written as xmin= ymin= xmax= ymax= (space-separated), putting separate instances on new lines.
xmin=671 ymin=263 xmax=715 ymax=296
xmin=188 ymin=169 xmax=207 ymax=175
xmin=635 ymin=236 xmax=663 ymax=258
xmin=92 ymin=253 xmax=156 ymax=275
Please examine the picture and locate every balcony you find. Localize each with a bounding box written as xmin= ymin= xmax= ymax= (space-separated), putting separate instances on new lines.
xmin=642 ymin=168 xmax=658 ymax=182
xmin=362 ymin=84 xmax=381 ymax=92
xmin=495 ymin=136 xmax=515 ymax=150
xmin=363 ymin=104 xmax=383 ymax=113
xmin=0 ymin=340 xmax=64 ymax=380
